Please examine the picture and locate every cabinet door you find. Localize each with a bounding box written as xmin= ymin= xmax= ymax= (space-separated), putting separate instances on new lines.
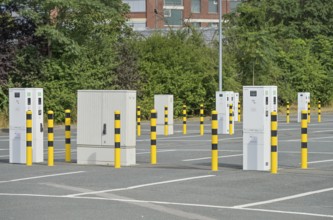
xmin=101 ymin=92 xmax=116 ymax=146
xmin=77 ymin=92 xmax=102 ymax=145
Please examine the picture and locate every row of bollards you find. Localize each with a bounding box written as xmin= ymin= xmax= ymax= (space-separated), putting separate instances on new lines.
xmin=136 ymin=104 xmax=239 ymax=137
xmin=286 ymin=101 xmax=322 ymax=123
xmin=271 ymin=110 xmax=309 ymax=174
xmin=25 ymin=110 xmax=71 ymax=166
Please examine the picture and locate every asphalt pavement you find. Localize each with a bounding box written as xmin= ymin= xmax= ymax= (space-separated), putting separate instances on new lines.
xmin=0 ymin=113 xmax=332 ymax=220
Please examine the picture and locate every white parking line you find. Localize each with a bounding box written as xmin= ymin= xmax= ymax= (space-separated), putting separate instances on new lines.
xmin=308 ymin=159 xmax=333 ymax=164
xmin=0 ymin=171 xmax=85 ymax=184
xmin=182 ymin=154 xmax=242 ymax=162
xmin=0 ymin=193 xmax=332 ymax=218
xmin=66 ymin=175 xmax=215 ymax=197
xmin=136 ymin=150 xmax=176 ymax=155
xmin=233 ymin=187 xmax=333 ymax=208
xmin=281 ymin=136 xmax=333 ymax=142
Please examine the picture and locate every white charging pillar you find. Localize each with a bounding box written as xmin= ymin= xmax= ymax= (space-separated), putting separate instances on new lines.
xmin=243 ymin=86 xmax=277 ymax=171
xmin=297 ymin=92 xmax=310 ymax=122
xmin=154 ymin=95 xmax=174 ymax=135
xmin=9 ymin=88 xmax=44 ymax=164
xmin=216 ymin=91 xmax=234 ymax=134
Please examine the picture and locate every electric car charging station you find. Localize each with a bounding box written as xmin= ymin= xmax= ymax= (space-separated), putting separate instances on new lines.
xmin=9 ymin=88 xmax=44 ymax=164
xmin=243 ymin=86 xmax=278 ymax=171
xmin=216 ymin=91 xmax=234 ymax=134
xmin=297 ymin=92 xmax=310 ymax=122
xmin=154 ymin=95 xmax=174 ymax=135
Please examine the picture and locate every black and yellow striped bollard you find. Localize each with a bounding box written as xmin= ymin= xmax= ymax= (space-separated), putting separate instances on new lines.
xmin=183 ymin=105 xmax=187 ymax=135
xmin=238 ymin=101 xmax=241 ymax=122
xmin=211 ymin=110 xmax=218 ymax=171
xmin=307 ymin=102 xmax=311 ymax=123
xmin=318 ymin=101 xmax=321 ymax=123
xmin=164 ymin=106 xmax=168 ymax=136
xmin=48 ymin=111 xmax=54 ymax=166
xmin=114 ymin=111 xmax=121 ymax=168
xmin=286 ymin=101 xmax=290 ymax=123
xmin=301 ymin=110 xmax=308 ymax=169
xmin=26 ymin=110 xmax=33 ymax=166
xmin=229 ymin=104 xmax=233 ymax=135
xmin=65 ymin=109 xmax=71 ymax=162
xmin=200 ymin=104 xmax=204 ymax=135
xmin=137 ymin=106 xmax=141 ymax=136
xmin=151 ymin=109 xmax=157 ymax=164
xmin=271 ymin=112 xmax=278 ymax=174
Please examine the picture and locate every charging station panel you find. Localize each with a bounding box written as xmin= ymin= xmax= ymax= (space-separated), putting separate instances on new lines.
xmin=243 ymin=86 xmax=277 ymax=171
xmin=9 ymin=88 xmax=44 ymax=164
xmin=233 ymin=93 xmax=239 ymax=122
xmin=216 ymin=91 xmax=234 ymax=134
xmin=297 ymin=92 xmax=310 ymax=122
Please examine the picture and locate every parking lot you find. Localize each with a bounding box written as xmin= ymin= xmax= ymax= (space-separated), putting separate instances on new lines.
xmin=0 ymin=113 xmax=332 ymax=219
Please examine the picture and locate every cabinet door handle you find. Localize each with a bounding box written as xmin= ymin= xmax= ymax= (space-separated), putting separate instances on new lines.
xmin=40 ymin=123 xmax=43 ymax=132
xmin=103 ymin=123 xmax=107 ymax=135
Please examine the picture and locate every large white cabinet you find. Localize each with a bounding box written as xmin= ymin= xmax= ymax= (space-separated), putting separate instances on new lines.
xmin=77 ymin=90 xmax=136 ymax=166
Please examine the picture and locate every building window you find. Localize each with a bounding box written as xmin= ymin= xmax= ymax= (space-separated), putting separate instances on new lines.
xmin=208 ymin=22 xmax=218 ymax=28
xmin=123 ymin=0 xmax=146 ymax=12
xmin=191 ymin=22 xmax=201 ymax=27
xmin=191 ymin=0 xmax=201 ymax=13
xmin=230 ymin=0 xmax=241 ymax=12
xmin=164 ymin=9 xmax=183 ymax=26
xmin=164 ymin=0 xmax=183 ymax=6
xmin=208 ymin=0 xmax=218 ymax=13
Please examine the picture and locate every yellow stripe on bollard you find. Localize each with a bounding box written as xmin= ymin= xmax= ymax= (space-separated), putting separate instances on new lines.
xmin=271 ymin=112 xmax=278 ymax=174
xmin=114 ymin=111 xmax=121 ymax=168
xmin=229 ymin=104 xmax=233 ymax=135
xmin=183 ymin=105 xmax=187 ymax=135
xmin=301 ymin=110 xmax=308 ymax=169
xmin=211 ymin=110 xmax=218 ymax=171
xmin=307 ymin=102 xmax=311 ymax=123
xmin=137 ymin=106 xmax=141 ymax=137
xmin=151 ymin=109 xmax=157 ymax=164
xmin=65 ymin=109 xmax=71 ymax=162
xmin=48 ymin=111 xmax=54 ymax=166
xmin=286 ymin=101 xmax=290 ymax=123
xmin=200 ymin=104 xmax=204 ymax=135
xmin=164 ymin=106 xmax=168 ymax=136
xmin=318 ymin=101 xmax=321 ymax=123
xmin=26 ymin=110 xmax=33 ymax=166
xmin=238 ymin=101 xmax=241 ymax=122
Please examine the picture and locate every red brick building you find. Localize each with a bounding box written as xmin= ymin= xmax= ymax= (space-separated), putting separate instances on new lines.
xmin=124 ymin=0 xmax=242 ymax=30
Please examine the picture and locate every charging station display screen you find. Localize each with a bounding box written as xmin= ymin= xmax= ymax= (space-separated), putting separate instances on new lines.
xmin=250 ymin=91 xmax=257 ymax=97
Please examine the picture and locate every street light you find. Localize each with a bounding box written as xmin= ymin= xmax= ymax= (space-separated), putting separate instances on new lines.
xmin=218 ymin=0 xmax=222 ymax=92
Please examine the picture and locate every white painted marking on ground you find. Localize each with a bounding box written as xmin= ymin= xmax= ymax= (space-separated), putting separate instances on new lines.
xmin=280 ymin=151 xmax=333 ymax=155
xmin=0 ymin=171 xmax=85 ymax=184
xmin=239 ymin=207 xmax=333 ymax=219
xmin=308 ymin=159 xmax=333 ymax=164
xmin=233 ymin=187 xmax=333 ymax=208
xmin=136 ymin=150 xmax=176 ymax=155
xmin=66 ymin=175 xmax=215 ymax=197
xmin=0 ymin=193 xmax=332 ymax=218
xmin=281 ymin=136 xmax=333 ymax=142
xmin=137 ymin=134 xmax=202 ymax=142
xmin=313 ymin=129 xmax=333 ymax=133
xmin=182 ymin=154 xmax=242 ymax=162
